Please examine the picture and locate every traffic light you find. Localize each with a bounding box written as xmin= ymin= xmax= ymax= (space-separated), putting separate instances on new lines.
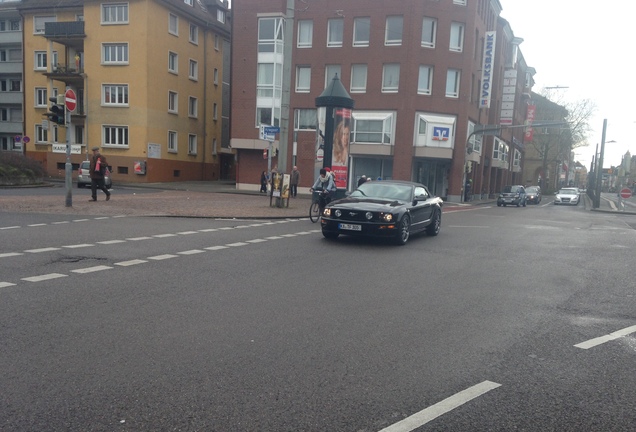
xmin=46 ymin=95 xmax=66 ymax=125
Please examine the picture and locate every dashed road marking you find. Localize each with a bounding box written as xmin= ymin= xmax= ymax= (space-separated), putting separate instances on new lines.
xmin=25 ymin=247 xmax=61 ymax=253
xmin=0 ymin=252 xmax=23 ymax=258
xmin=126 ymin=236 xmax=153 ymax=241
xmin=97 ymin=240 xmax=127 ymax=245
xmin=148 ymin=254 xmax=178 ymax=260
xmin=205 ymin=246 xmax=229 ymax=251
xmin=71 ymin=265 xmax=113 ymax=274
xmin=0 ymin=226 xmax=20 ymax=230
xmin=154 ymin=234 xmax=177 ymax=238
xmin=177 ymin=231 xmax=198 ymax=235
xmin=62 ymin=244 xmax=94 ymax=249
xmin=178 ymin=249 xmax=206 ymax=255
xmin=0 ymin=282 xmax=17 ymax=288
xmin=115 ymin=259 xmax=148 ymax=266
xmin=574 ymin=325 xmax=636 ymax=349
xmin=226 ymin=242 xmax=248 ymax=247
xmin=22 ymin=273 xmax=68 ymax=282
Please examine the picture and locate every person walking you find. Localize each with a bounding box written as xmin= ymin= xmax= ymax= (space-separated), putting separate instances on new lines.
xmin=290 ymin=165 xmax=300 ymax=198
xmin=89 ymin=146 xmax=111 ymax=201
xmin=260 ymin=170 xmax=268 ymax=193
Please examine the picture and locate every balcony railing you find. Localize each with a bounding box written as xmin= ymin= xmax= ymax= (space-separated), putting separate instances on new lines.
xmin=44 ymin=21 xmax=85 ymax=38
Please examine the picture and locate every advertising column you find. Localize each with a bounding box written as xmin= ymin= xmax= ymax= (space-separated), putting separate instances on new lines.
xmin=331 ymin=108 xmax=351 ymax=189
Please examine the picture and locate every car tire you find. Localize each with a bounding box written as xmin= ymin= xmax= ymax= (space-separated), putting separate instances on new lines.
xmin=497 ymin=203 xmax=502 ymax=207
xmin=395 ymin=215 xmax=411 ymax=245
xmin=322 ymin=230 xmax=339 ymax=240
xmin=77 ymin=183 xmax=83 ymax=188
xmin=426 ymin=209 xmax=441 ymax=236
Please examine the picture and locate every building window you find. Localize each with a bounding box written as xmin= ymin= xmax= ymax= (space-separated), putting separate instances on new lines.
xmin=295 ymin=66 xmax=311 ymax=93
xmin=513 ymin=149 xmax=521 ymax=167
xmin=382 ymin=64 xmax=400 ymax=93
xmin=168 ymin=51 xmax=178 ymax=73
xmin=214 ymin=34 xmax=220 ymax=50
xmin=189 ymin=24 xmax=198 ymax=44
xmin=35 ymin=87 xmax=47 ymax=107
xmin=188 ymin=134 xmax=197 ymax=155
xmin=184 ymin=0 xmax=193 ymax=5
xmin=493 ymin=138 xmax=509 ymax=162
xmin=35 ymin=51 xmax=47 ymax=70
xmin=468 ymin=121 xmax=483 ymax=153
xmin=217 ymin=9 xmax=225 ymax=24
xmin=168 ymin=130 xmax=177 ymax=152
xmin=350 ymin=64 xmax=367 ymax=93
xmin=385 ymin=16 xmax=403 ymax=46
xmin=450 ymin=22 xmax=464 ymax=52
xmin=325 ymin=64 xmax=341 ymax=87
xmin=169 ymin=13 xmax=178 ymax=35
xmin=421 ymin=17 xmax=437 ymax=48
xmin=256 ymin=107 xmax=280 ymax=128
xmin=417 ymin=65 xmax=433 ymax=95
xmin=189 ymin=96 xmax=198 ymax=118
xmin=213 ymin=68 xmax=218 ymax=85
xmin=168 ymin=91 xmax=178 ymax=113
xmin=102 ymin=43 xmax=128 ymax=64
xmin=1 ymin=19 xmax=21 ymax=31
xmin=353 ymin=17 xmax=370 ymax=47
xmin=327 ymin=18 xmax=343 ymax=47
xmin=297 ymin=20 xmax=313 ymax=48
xmin=35 ymin=124 xmax=48 ymax=143
xmin=103 ymin=84 xmax=129 ymax=105
xmin=294 ymin=109 xmax=317 ymax=131
xmin=189 ymin=59 xmax=198 ymax=80
xmin=101 ymin=4 xmax=128 ymax=24
xmin=103 ymin=125 xmax=129 ymax=146
xmin=351 ymin=112 xmax=394 ymax=145
xmin=213 ymin=103 xmax=218 ymax=120
xmin=446 ymin=69 xmax=461 ymax=98
xmin=34 ymin=16 xmax=55 ymax=34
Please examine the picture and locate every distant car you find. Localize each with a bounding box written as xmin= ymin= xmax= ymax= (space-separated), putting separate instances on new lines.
xmin=497 ymin=185 xmax=527 ymax=207
xmin=77 ymin=160 xmax=112 ymax=189
xmin=320 ymin=180 xmax=443 ymax=245
xmin=554 ymin=188 xmax=580 ymax=205
xmin=526 ymin=186 xmax=542 ymax=204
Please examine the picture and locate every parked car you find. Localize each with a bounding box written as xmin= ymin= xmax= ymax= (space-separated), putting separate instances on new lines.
xmin=77 ymin=160 xmax=112 ymax=189
xmin=525 ymin=186 xmax=542 ymax=204
xmin=497 ymin=185 xmax=527 ymax=207
xmin=554 ymin=188 xmax=580 ymax=205
xmin=320 ymin=180 xmax=443 ymax=245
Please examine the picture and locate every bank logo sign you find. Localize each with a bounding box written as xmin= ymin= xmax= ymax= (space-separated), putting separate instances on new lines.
xmin=480 ymin=31 xmax=497 ymax=108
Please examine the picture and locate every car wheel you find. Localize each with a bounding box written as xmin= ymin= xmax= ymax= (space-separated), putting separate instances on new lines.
xmin=503 ymin=203 xmax=507 ymax=207
xmin=322 ymin=230 xmax=339 ymax=240
xmin=497 ymin=203 xmax=502 ymax=207
xmin=426 ymin=209 xmax=441 ymax=236
xmin=395 ymin=215 xmax=411 ymax=245
xmin=77 ymin=183 xmax=83 ymax=189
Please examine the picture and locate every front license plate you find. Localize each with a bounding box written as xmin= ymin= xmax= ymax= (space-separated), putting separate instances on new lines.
xmin=339 ymin=223 xmax=362 ymax=231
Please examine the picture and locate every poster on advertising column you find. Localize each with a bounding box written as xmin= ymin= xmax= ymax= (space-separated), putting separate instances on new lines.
xmin=332 ymin=108 xmax=351 ymax=189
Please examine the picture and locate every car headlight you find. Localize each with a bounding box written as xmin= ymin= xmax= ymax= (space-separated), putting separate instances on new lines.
xmin=334 ymin=209 xmax=341 ymax=217
xmin=323 ymin=208 xmax=331 ymax=217
xmin=499 ymin=194 xmax=503 ymax=198
xmin=381 ymin=213 xmax=393 ymax=222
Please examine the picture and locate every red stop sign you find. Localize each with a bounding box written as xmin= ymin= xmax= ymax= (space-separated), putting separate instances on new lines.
xmin=620 ymin=188 xmax=632 ymax=199
xmin=65 ymin=89 xmax=77 ymax=112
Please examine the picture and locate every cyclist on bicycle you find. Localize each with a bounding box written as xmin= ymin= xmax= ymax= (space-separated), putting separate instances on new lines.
xmin=310 ymin=168 xmax=337 ymax=205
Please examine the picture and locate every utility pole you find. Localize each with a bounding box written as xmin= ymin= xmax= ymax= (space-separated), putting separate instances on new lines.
xmin=594 ymin=119 xmax=608 ymax=209
xmin=278 ymin=0 xmax=294 ymax=174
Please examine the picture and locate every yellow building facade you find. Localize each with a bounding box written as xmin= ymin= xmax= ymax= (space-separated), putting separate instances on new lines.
xmin=19 ymin=0 xmax=232 ymax=183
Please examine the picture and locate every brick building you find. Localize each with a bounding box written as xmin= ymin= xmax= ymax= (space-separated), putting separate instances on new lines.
xmin=230 ymin=0 xmax=536 ymax=202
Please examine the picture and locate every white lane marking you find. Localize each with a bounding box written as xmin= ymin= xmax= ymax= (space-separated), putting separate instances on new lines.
xmin=378 ymin=381 xmax=501 ymax=432
xmin=62 ymin=244 xmax=94 ymax=249
xmin=94 ymin=217 xmax=109 ymax=220
xmin=97 ymin=240 xmax=126 ymax=245
xmin=147 ymin=254 xmax=178 ymax=260
xmin=0 ymin=282 xmax=17 ymax=288
xmin=73 ymin=219 xmax=90 ymax=222
xmin=177 ymin=231 xmax=198 ymax=235
xmin=235 ymin=225 xmax=251 ymax=229
xmin=22 ymin=273 xmax=68 ymax=282
xmin=246 ymin=239 xmax=267 ymax=243
xmin=280 ymin=234 xmax=297 ymax=237
xmin=154 ymin=234 xmax=177 ymax=238
xmin=126 ymin=236 xmax=153 ymax=241
xmin=0 ymin=226 xmax=20 ymax=230
xmin=265 ymin=236 xmax=284 ymax=240
xmin=25 ymin=247 xmax=61 ymax=253
xmin=219 ymin=227 xmax=233 ymax=230
xmin=28 ymin=223 xmax=47 ymax=227
xmin=205 ymin=246 xmax=229 ymax=251
xmin=113 ymin=215 xmax=127 ymax=218
xmin=296 ymin=231 xmax=313 ymax=235
xmin=178 ymin=249 xmax=206 ymax=255
xmin=226 ymin=242 xmax=248 ymax=247
xmin=71 ymin=265 xmax=113 ymax=274
xmin=199 ymin=228 xmax=218 ymax=232
xmin=52 ymin=221 xmax=70 ymax=224
xmin=574 ymin=325 xmax=636 ymax=349
xmin=0 ymin=252 xmax=23 ymax=258
xmin=115 ymin=259 xmax=148 ymax=266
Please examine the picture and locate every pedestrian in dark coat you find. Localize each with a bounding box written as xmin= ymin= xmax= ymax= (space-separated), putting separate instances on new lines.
xmin=290 ymin=166 xmax=300 ymax=197
xmin=260 ymin=170 xmax=268 ymax=193
xmin=89 ymin=146 xmax=111 ymax=201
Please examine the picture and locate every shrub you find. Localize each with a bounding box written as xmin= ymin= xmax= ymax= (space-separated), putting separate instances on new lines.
xmin=0 ymin=153 xmax=46 ymax=179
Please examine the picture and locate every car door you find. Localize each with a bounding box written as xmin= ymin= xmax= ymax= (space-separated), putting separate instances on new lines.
xmin=410 ymin=186 xmax=434 ymax=231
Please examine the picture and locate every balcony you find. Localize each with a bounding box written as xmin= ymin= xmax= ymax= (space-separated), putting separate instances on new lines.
xmin=44 ymin=21 xmax=85 ymax=50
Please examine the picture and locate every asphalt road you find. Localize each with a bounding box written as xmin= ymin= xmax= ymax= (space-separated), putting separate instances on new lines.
xmin=1 ymin=202 xmax=635 ymax=431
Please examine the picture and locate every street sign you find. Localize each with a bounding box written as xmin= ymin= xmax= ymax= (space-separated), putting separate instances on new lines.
xmin=263 ymin=126 xmax=280 ymax=135
xmin=65 ymin=89 xmax=77 ymax=112
xmin=620 ymin=188 xmax=632 ymax=199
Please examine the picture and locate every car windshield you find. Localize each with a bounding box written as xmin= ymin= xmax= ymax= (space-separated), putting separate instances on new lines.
xmin=559 ymin=189 xmax=577 ymax=195
xmin=526 ymin=187 xmax=538 ymax=193
xmin=351 ymin=183 xmax=413 ymax=201
xmin=502 ymin=185 xmax=521 ymax=193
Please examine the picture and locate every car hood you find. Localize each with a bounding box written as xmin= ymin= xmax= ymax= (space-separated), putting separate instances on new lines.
xmin=556 ymin=193 xmax=578 ymax=198
xmin=328 ymin=197 xmax=408 ymax=211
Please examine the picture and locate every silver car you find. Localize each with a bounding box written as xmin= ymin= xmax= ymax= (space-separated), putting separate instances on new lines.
xmin=554 ymin=188 xmax=579 ymax=205
xmin=77 ymin=160 xmax=112 ymax=189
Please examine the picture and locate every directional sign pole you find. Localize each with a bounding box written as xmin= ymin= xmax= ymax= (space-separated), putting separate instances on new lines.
xmin=64 ymin=87 xmax=72 ymax=207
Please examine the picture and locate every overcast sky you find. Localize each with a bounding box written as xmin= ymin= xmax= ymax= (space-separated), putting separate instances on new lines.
xmin=499 ymin=0 xmax=634 ymax=168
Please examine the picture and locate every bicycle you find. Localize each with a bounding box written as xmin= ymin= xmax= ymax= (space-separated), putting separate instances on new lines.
xmin=309 ymin=188 xmax=330 ymax=223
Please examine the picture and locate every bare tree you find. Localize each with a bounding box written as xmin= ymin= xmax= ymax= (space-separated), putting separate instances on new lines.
xmin=528 ymin=91 xmax=596 ymax=191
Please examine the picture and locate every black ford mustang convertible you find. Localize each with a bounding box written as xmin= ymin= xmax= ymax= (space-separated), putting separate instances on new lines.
xmin=320 ymin=180 xmax=443 ymax=245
